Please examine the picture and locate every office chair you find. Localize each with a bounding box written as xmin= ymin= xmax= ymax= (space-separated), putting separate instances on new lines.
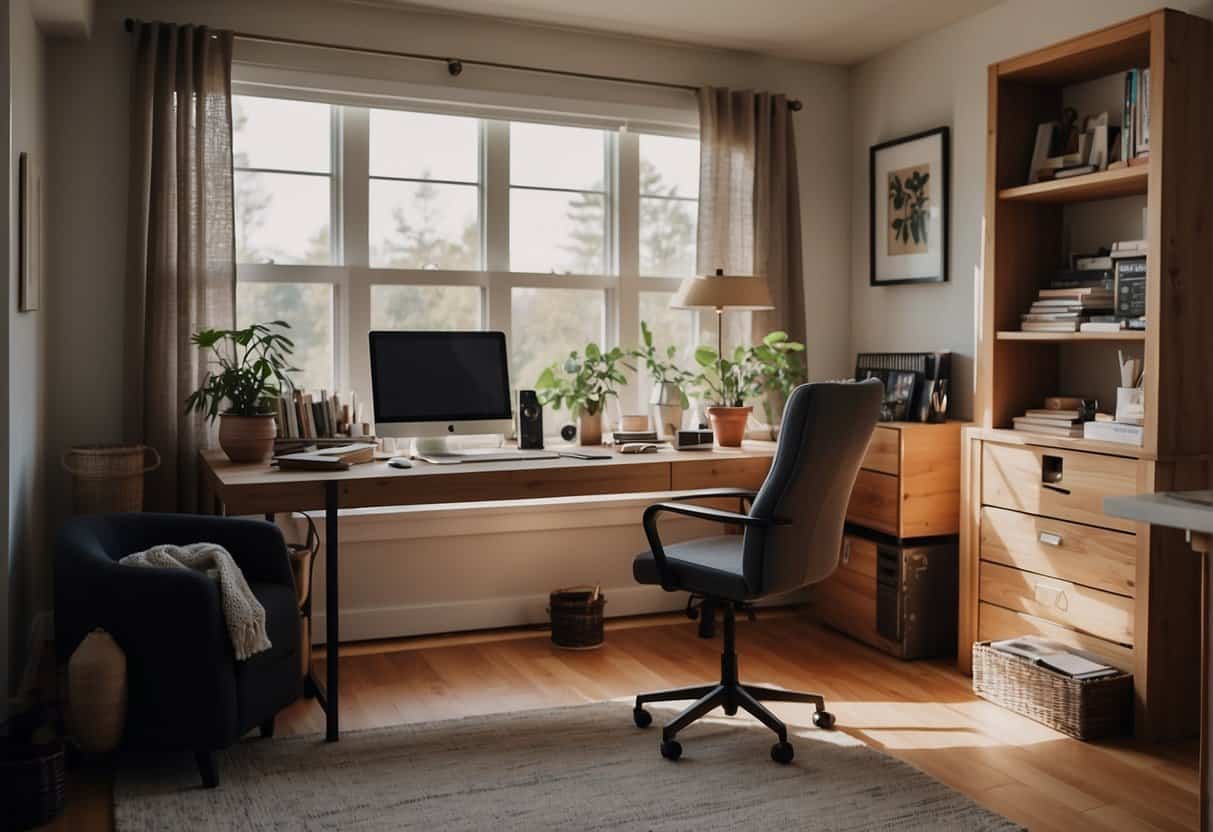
xmin=631 ymin=379 xmax=882 ymax=763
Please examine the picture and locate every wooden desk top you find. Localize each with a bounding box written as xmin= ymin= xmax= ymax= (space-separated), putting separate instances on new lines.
xmin=201 ymin=443 xmax=777 ymax=515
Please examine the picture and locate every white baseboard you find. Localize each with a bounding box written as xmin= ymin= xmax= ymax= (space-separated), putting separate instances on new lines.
xmin=311 ymin=586 xmax=809 ymax=643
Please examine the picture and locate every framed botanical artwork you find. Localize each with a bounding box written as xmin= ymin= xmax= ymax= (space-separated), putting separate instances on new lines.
xmin=869 ymin=127 xmax=949 ymax=286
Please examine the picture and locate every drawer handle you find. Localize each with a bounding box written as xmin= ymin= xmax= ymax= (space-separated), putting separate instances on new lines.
xmin=1042 ymin=484 xmax=1071 ymax=495
xmin=841 ymin=540 xmax=851 ymax=565
xmin=1038 ymin=531 xmax=1063 ymax=547
xmin=1034 ymin=580 xmax=1069 ymax=611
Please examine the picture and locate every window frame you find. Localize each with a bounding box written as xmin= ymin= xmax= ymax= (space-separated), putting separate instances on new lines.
xmin=232 ymin=80 xmax=700 ymax=419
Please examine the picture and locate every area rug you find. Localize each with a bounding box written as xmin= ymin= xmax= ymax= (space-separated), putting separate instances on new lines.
xmin=115 ymin=702 xmax=1021 ymax=830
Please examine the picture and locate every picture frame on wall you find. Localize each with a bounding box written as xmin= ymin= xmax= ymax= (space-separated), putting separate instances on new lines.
xmin=19 ymin=152 xmax=43 ymax=312
xmin=869 ymin=126 xmax=950 ymax=286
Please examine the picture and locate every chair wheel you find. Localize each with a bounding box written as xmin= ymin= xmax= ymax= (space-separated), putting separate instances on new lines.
xmin=660 ymin=740 xmax=682 ymax=761
xmin=633 ymin=707 xmax=652 ymax=728
xmin=770 ymin=741 xmax=794 ymax=764
xmin=724 ymin=704 xmax=738 ymax=716
xmin=813 ymin=710 xmax=836 ymax=730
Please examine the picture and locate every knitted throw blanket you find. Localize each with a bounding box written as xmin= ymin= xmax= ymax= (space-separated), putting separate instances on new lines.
xmin=120 ymin=542 xmax=272 ymax=660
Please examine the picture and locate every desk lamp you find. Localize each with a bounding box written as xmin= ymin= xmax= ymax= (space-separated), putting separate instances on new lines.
xmin=670 ymin=269 xmax=775 ymax=360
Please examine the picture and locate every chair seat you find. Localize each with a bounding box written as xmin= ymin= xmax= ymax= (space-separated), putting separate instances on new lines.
xmin=633 ymin=535 xmax=752 ymax=600
xmin=234 ymin=581 xmax=301 ymax=734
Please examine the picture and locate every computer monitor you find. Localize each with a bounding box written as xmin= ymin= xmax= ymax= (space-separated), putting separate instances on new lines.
xmin=369 ymin=331 xmax=514 ymax=442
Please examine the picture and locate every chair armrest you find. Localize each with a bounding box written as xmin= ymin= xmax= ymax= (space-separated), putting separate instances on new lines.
xmin=114 ymin=514 xmax=295 ymax=588
xmin=641 ymin=501 xmax=781 ymax=592
xmin=667 ymin=488 xmax=759 ymax=510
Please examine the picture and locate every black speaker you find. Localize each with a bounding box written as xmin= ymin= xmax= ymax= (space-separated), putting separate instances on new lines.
xmin=518 ymin=390 xmax=544 ymax=449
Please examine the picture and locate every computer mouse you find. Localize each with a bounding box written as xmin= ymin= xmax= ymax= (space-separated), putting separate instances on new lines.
xmin=387 ymin=457 xmax=413 ymax=469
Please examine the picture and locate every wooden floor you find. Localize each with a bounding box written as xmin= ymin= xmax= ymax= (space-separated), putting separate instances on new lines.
xmin=54 ymin=609 xmax=1198 ymax=831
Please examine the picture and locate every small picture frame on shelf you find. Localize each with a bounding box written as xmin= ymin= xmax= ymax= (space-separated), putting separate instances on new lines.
xmin=869 ymin=127 xmax=949 ymax=286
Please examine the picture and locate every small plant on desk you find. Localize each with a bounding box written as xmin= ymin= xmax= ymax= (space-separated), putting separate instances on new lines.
xmin=185 ymin=321 xmax=297 ymax=463
xmin=535 ymin=343 xmax=632 ymax=446
xmin=632 ymin=321 xmax=695 ymax=440
xmin=693 ymin=331 xmax=805 ymax=445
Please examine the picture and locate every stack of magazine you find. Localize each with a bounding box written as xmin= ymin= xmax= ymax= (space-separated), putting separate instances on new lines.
xmin=990 ymin=636 xmax=1120 ymax=681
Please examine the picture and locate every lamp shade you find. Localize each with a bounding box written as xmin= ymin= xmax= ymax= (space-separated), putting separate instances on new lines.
xmin=670 ymin=269 xmax=774 ymax=311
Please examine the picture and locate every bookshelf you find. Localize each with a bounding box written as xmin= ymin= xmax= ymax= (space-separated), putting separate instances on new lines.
xmin=960 ymin=9 xmax=1213 ymax=743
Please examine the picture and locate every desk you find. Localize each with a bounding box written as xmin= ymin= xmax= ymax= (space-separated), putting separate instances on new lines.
xmin=200 ymin=443 xmax=776 ymax=741
xmin=1105 ymin=492 xmax=1213 ymax=832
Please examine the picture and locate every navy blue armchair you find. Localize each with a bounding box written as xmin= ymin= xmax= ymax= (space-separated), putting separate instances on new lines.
xmin=55 ymin=514 xmax=301 ymax=787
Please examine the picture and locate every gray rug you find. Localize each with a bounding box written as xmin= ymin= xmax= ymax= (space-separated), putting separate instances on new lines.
xmin=115 ymin=702 xmax=1021 ymax=830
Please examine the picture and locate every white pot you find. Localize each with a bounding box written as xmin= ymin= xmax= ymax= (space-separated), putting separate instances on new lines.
xmin=649 ymin=382 xmax=684 ymax=440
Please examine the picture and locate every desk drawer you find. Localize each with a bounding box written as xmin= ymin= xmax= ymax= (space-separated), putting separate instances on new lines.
xmin=979 ymin=561 xmax=1134 ymax=646
xmin=981 ymin=443 xmax=1138 ymax=532
xmin=980 ymin=506 xmax=1136 ymax=597
xmin=670 ymin=456 xmax=771 ymax=492
xmin=862 ymin=427 xmax=900 ymax=475
xmin=847 ymin=470 xmax=899 ymax=535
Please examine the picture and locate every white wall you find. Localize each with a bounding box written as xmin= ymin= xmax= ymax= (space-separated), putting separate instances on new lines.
xmin=43 ymin=0 xmax=851 ymax=640
xmin=848 ymin=0 xmax=1213 ymax=420
xmin=6 ymin=0 xmax=49 ymax=700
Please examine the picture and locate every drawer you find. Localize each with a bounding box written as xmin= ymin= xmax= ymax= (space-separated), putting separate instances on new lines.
xmin=981 ymin=443 xmax=1138 ymax=532
xmin=980 ymin=506 xmax=1136 ymax=597
xmin=979 ymin=561 xmax=1134 ymax=645
xmin=861 ymin=427 xmax=900 ymax=475
xmin=847 ymin=469 xmax=898 ymax=535
xmin=670 ymin=456 xmax=771 ymax=492
xmin=977 ymin=601 xmax=1132 ymax=671
xmin=814 ymin=567 xmax=887 ymax=651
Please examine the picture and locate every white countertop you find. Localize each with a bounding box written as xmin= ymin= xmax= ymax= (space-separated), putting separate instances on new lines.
xmin=1104 ymin=491 xmax=1213 ymax=535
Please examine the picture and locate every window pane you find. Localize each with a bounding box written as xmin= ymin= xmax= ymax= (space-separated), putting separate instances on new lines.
xmin=371 ymin=285 xmax=482 ymax=331
xmin=233 ymin=96 xmax=331 ymax=173
xmin=510 ymin=288 xmax=605 ymax=402
xmin=639 ymin=134 xmax=699 ymax=198
xmin=639 ymin=291 xmax=696 ymax=372
xmin=509 ymin=190 xmax=604 ymax=274
xmin=236 ymin=282 xmax=334 ymax=392
xmin=369 ymin=109 xmax=479 ymax=182
xmin=369 ymin=180 xmax=480 ymax=270
xmin=510 ymin=122 xmax=605 ymax=190
xmin=639 ymin=197 xmax=697 ymax=277
xmin=236 ymin=171 xmax=332 ymax=265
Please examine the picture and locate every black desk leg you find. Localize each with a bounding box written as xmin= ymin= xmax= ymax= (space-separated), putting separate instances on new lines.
xmin=325 ymin=481 xmax=340 ymax=742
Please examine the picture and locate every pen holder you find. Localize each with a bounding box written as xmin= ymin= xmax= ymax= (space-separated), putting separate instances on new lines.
xmin=1115 ymin=387 xmax=1144 ymax=426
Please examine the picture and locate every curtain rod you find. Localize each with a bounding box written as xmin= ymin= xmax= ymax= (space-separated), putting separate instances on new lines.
xmin=122 ymin=17 xmax=803 ymax=112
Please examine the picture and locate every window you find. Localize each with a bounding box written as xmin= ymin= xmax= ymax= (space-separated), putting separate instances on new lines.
xmin=233 ymin=82 xmax=715 ymax=428
xmin=233 ymin=96 xmax=335 ymax=265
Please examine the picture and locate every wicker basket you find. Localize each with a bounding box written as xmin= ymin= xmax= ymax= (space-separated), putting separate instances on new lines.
xmin=61 ymin=444 xmax=159 ymax=515
xmin=549 ymin=586 xmax=606 ymax=649
xmin=0 ymin=740 xmax=65 ymax=830
xmin=972 ymin=641 xmax=1132 ymax=739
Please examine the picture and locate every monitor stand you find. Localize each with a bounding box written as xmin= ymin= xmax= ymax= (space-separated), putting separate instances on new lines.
xmin=412 ymin=436 xmax=459 ymax=457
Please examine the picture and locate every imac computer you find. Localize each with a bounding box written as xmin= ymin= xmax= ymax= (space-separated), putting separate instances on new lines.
xmin=369 ymin=331 xmax=557 ymax=463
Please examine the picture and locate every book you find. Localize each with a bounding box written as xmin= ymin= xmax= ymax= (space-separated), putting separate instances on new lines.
xmin=1112 ymin=239 xmax=1147 ymax=252
xmin=1054 ymin=164 xmax=1097 ymax=179
xmin=1021 ymin=313 xmax=1081 ymax=322
xmin=1044 ymin=396 xmax=1095 ymax=412
xmin=1030 ymin=297 xmax=1111 ymax=308
xmin=1074 ymin=255 xmax=1113 ymax=271
xmin=1037 ymin=287 xmax=1113 ymax=299
xmin=275 ymin=443 xmax=377 ymax=471
xmin=1114 ymin=255 xmax=1147 ymax=319
xmin=1021 ymin=321 xmax=1081 ymax=332
xmin=1015 ymin=415 xmax=1082 ymax=429
xmin=1024 ymin=408 xmax=1088 ymax=421
xmin=1079 ymin=321 xmax=1128 ymax=333
xmin=1083 ymin=420 xmax=1144 ymax=446
xmin=1013 ymin=418 xmax=1083 ymax=437
xmin=990 ymin=637 xmax=1120 ymax=680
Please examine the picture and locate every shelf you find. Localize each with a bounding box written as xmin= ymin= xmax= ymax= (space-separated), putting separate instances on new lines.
xmin=997 ymin=330 xmax=1147 ymax=342
xmin=998 ymin=166 xmax=1148 ymax=204
xmin=968 ymin=427 xmax=1149 ymax=460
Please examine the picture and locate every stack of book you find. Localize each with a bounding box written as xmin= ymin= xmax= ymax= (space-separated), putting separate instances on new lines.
xmin=990 ymin=637 xmax=1120 ymax=681
xmin=1012 ymin=397 xmax=1097 ymax=438
xmin=274 ymin=389 xmax=372 ymax=440
xmin=611 ymin=430 xmax=658 ymax=444
xmin=1021 ymin=264 xmax=1114 ymax=333
xmin=1114 ymin=67 xmax=1150 ymax=168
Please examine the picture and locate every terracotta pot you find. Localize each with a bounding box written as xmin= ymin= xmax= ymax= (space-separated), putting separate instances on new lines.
xmin=706 ymin=405 xmax=752 ymax=447
xmin=218 ymin=413 xmax=277 ymax=462
xmin=578 ymin=408 xmax=604 ymax=446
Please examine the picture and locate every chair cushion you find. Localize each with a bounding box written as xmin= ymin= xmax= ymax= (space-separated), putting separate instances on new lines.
xmin=633 ymin=535 xmax=752 ymax=600
xmin=234 ymin=581 xmax=302 ymax=733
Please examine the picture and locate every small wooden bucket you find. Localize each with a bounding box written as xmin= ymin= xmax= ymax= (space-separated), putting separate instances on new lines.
xmin=61 ymin=444 xmax=160 ymax=515
xmin=549 ymin=585 xmax=606 ymax=649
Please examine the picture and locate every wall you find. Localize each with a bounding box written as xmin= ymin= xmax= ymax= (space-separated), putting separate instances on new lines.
xmin=44 ymin=0 xmax=851 ymax=639
xmin=848 ymin=0 xmax=1213 ymax=420
xmin=6 ymin=0 xmax=49 ymax=701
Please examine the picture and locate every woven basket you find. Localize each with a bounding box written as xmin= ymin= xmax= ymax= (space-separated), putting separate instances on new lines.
xmin=972 ymin=641 xmax=1132 ymax=739
xmin=61 ymin=444 xmax=159 ymax=515
xmin=549 ymin=586 xmax=606 ymax=649
xmin=0 ymin=740 xmax=65 ymax=830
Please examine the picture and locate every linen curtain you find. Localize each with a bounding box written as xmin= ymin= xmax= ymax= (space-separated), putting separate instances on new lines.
xmin=126 ymin=22 xmax=236 ymax=511
xmin=696 ymin=88 xmax=805 ymax=343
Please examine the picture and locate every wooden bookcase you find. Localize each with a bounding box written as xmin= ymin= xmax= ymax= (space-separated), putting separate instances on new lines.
xmin=960 ymin=9 xmax=1213 ymax=741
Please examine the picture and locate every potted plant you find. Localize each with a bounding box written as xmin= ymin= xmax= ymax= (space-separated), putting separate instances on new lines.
xmin=693 ymin=331 xmax=806 ymax=446
xmin=748 ymin=331 xmax=807 ymax=439
xmin=185 ymin=321 xmax=297 ymax=462
xmin=535 ymin=343 xmax=631 ymax=446
xmin=632 ymin=321 xmax=694 ymax=441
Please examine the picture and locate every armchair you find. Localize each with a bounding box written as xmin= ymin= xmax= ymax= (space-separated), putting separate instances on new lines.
xmin=55 ymin=514 xmax=301 ymax=787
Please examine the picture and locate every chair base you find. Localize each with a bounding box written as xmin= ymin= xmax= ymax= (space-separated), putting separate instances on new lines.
xmin=632 ymin=602 xmax=834 ymax=761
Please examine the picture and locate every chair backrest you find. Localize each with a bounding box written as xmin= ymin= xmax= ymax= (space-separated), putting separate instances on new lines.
xmin=742 ymin=379 xmax=883 ymax=596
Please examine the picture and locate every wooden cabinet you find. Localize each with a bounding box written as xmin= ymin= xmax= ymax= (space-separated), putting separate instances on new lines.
xmin=815 ymin=421 xmax=963 ymax=659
